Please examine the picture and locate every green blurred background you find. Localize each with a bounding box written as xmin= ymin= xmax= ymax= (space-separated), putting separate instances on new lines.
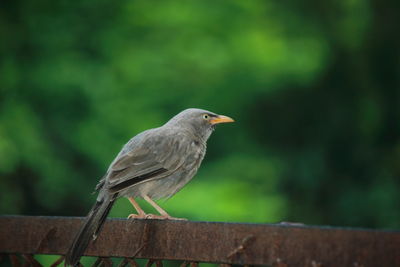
xmin=1 ymin=0 xmax=399 ymax=231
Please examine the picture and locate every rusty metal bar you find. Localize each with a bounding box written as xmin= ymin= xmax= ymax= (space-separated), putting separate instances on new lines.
xmin=0 ymin=216 xmax=399 ymax=266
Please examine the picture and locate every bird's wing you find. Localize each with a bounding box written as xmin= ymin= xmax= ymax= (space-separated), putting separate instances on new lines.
xmin=106 ymin=130 xmax=187 ymax=193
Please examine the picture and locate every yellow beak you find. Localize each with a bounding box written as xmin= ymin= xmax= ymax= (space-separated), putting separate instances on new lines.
xmin=210 ymin=115 xmax=235 ymax=125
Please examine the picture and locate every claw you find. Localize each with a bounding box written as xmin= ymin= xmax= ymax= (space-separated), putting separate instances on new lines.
xmin=127 ymin=213 xmax=147 ymax=219
xmin=146 ymin=214 xmax=187 ymax=220
xmin=165 ymin=216 xmax=188 ymax=221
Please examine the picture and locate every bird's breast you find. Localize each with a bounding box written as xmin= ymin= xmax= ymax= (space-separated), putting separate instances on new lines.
xmin=183 ymin=141 xmax=206 ymax=170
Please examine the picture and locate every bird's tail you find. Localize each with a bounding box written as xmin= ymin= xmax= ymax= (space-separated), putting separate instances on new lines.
xmin=65 ymin=194 xmax=116 ymax=266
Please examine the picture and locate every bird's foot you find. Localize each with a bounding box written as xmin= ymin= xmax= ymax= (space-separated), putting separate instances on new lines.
xmin=145 ymin=214 xmax=188 ymax=221
xmin=127 ymin=213 xmax=187 ymax=220
xmin=127 ymin=213 xmax=147 ymax=219
xmin=164 ymin=215 xmax=188 ymax=221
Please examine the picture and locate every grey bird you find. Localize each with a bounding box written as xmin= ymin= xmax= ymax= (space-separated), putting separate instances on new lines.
xmin=65 ymin=108 xmax=234 ymax=266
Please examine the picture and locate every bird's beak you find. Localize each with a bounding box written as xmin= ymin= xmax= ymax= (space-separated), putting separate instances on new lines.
xmin=210 ymin=115 xmax=235 ymax=125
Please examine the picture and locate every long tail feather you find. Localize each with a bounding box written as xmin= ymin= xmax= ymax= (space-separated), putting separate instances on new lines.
xmin=65 ymin=194 xmax=116 ymax=266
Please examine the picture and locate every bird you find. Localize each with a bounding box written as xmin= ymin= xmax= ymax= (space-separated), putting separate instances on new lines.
xmin=65 ymin=108 xmax=234 ymax=266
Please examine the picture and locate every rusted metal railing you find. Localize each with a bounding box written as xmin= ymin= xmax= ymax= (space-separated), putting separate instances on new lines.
xmin=0 ymin=216 xmax=399 ymax=266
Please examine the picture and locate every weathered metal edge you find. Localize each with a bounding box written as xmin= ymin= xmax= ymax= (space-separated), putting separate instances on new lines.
xmin=0 ymin=215 xmax=399 ymax=266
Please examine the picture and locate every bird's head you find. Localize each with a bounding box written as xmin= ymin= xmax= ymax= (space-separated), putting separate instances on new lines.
xmin=166 ymin=108 xmax=234 ymax=142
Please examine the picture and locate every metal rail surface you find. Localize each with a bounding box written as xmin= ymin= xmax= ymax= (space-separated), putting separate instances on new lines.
xmin=0 ymin=216 xmax=399 ymax=266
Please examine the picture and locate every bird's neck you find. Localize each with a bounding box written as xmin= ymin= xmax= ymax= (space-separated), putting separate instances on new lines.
xmin=180 ymin=126 xmax=209 ymax=147
xmin=165 ymin=121 xmax=212 ymax=146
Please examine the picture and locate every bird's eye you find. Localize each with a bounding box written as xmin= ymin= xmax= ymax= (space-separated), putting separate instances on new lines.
xmin=202 ymin=114 xmax=209 ymax=120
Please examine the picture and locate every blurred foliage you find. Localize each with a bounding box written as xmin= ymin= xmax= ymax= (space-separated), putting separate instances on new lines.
xmin=0 ymin=0 xmax=399 ymax=231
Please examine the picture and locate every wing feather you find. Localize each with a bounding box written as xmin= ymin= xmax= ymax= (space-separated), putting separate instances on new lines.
xmin=105 ymin=129 xmax=188 ymax=192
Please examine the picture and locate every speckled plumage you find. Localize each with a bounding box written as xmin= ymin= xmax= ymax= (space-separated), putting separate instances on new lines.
xmin=65 ymin=108 xmax=233 ymax=266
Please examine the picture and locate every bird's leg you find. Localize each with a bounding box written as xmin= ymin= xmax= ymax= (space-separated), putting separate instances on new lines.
xmin=143 ymin=195 xmax=187 ymax=221
xmin=127 ymin=197 xmax=147 ymax=219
